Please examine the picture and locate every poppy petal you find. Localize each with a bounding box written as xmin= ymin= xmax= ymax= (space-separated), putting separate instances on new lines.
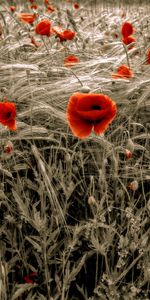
xmin=68 ymin=117 xmax=92 ymax=138
xmin=5 ymin=119 xmax=16 ymax=131
xmin=122 ymin=36 xmax=136 ymax=48
xmin=35 ymin=19 xmax=51 ymax=36
xmin=121 ymin=22 xmax=134 ymax=37
xmin=76 ymin=109 xmax=108 ymax=121
xmin=94 ymin=109 xmax=116 ymax=134
xmin=112 ymin=65 xmax=133 ymax=79
xmin=66 ymin=94 xmax=92 ymax=138
xmin=18 ymin=13 xmax=36 ymax=24
xmin=75 ymin=93 xmax=113 ymax=111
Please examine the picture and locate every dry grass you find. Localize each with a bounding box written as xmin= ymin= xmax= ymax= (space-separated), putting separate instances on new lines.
xmin=0 ymin=1 xmax=150 ymax=299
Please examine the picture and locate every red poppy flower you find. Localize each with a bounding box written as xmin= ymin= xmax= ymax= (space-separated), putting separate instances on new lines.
xmin=122 ymin=35 xmax=136 ymax=48
xmin=46 ymin=4 xmax=55 ymax=12
xmin=35 ymin=19 xmax=51 ymax=37
xmin=30 ymin=3 xmax=38 ymax=10
xmin=66 ymin=93 xmax=117 ymax=139
xmin=74 ymin=2 xmax=80 ymax=9
xmin=10 ymin=6 xmax=16 ymax=13
xmin=53 ymin=28 xmax=76 ymax=42
xmin=112 ymin=65 xmax=133 ymax=79
xmin=18 ymin=13 xmax=37 ymax=24
xmin=121 ymin=22 xmax=134 ymax=38
xmin=64 ymin=55 xmax=80 ymax=67
xmin=44 ymin=0 xmax=49 ymax=5
xmin=0 ymin=102 xmax=16 ymax=131
xmin=23 ymin=272 xmax=38 ymax=284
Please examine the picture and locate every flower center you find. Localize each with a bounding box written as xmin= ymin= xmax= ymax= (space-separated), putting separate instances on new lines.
xmin=91 ymin=105 xmax=101 ymax=110
xmin=6 ymin=111 xmax=11 ymax=118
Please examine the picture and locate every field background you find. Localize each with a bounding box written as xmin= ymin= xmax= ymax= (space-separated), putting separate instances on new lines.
xmin=0 ymin=0 xmax=150 ymax=299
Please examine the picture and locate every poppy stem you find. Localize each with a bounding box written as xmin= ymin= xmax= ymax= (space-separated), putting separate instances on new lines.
xmin=69 ymin=69 xmax=83 ymax=86
xmin=122 ymin=43 xmax=130 ymax=69
xmin=26 ymin=70 xmax=33 ymax=139
xmin=41 ymin=36 xmax=50 ymax=55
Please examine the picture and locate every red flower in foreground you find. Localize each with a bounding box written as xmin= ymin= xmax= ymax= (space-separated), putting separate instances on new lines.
xmin=112 ymin=65 xmax=133 ymax=79
xmin=0 ymin=102 xmax=16 ymax=130
xmin=64 ymin=55 xmax=80 ymax=67
xmin=18 ymin=13 xmax=37 ymax=24
xmin=122 ymin=35 xmax=136 ymax=48
xmin=53 ymin=28 xmax=76 ymax=42
xmin=35 ymin=19 xmax=51 ymax=36
xmin=66 ymin=93 xmax=117 ymax=139
xmin=121 ymin=22 xmax=134 ymax=38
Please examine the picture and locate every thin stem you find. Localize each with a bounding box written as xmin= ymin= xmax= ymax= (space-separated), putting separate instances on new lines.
xmin=42 ymin=36 xmax=50 ymax=55
xmin=69 ymin=68 xmax=83 ymax=86
xmin=123 ymin=43 xmax=130 ymax=69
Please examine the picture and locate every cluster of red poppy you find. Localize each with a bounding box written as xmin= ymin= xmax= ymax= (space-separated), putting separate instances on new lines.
xmin=121 ymin=21 xmax=136 ymax=48
xmin=18 ymin=14 xmax=76 ymax=42
xmin=4 ymin=5 xmax=150 ymax=144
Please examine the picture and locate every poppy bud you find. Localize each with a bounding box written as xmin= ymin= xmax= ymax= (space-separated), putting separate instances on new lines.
xmin=10 ymin=6 xmax=16 ymax=13
xmin=65 ymin=153 xmax=71 ymax=162
xmin=4 ymin=141 xmax=13 ymax=154
xmin=73 ymin=3 xmax=80 ymax=9
xmin=129 ymin=180 xmax=139 ymax=191
xmin=80 ymin=86 xmax=91 ymax=93
xmin=125 ymin=149 xmax=132 ymax=159
xmin=88 ymin=196 xmax=96 ymax=205
xmin=126 ymin=138 xmax=135 ymax=152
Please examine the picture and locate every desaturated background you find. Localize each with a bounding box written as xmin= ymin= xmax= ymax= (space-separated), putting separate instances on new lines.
xmin=0 ymin=0 xmax=150 ymax=300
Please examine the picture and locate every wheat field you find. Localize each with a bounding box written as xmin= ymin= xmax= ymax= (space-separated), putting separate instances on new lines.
xmin=0 ymin=0 xmax=150 ymax=299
